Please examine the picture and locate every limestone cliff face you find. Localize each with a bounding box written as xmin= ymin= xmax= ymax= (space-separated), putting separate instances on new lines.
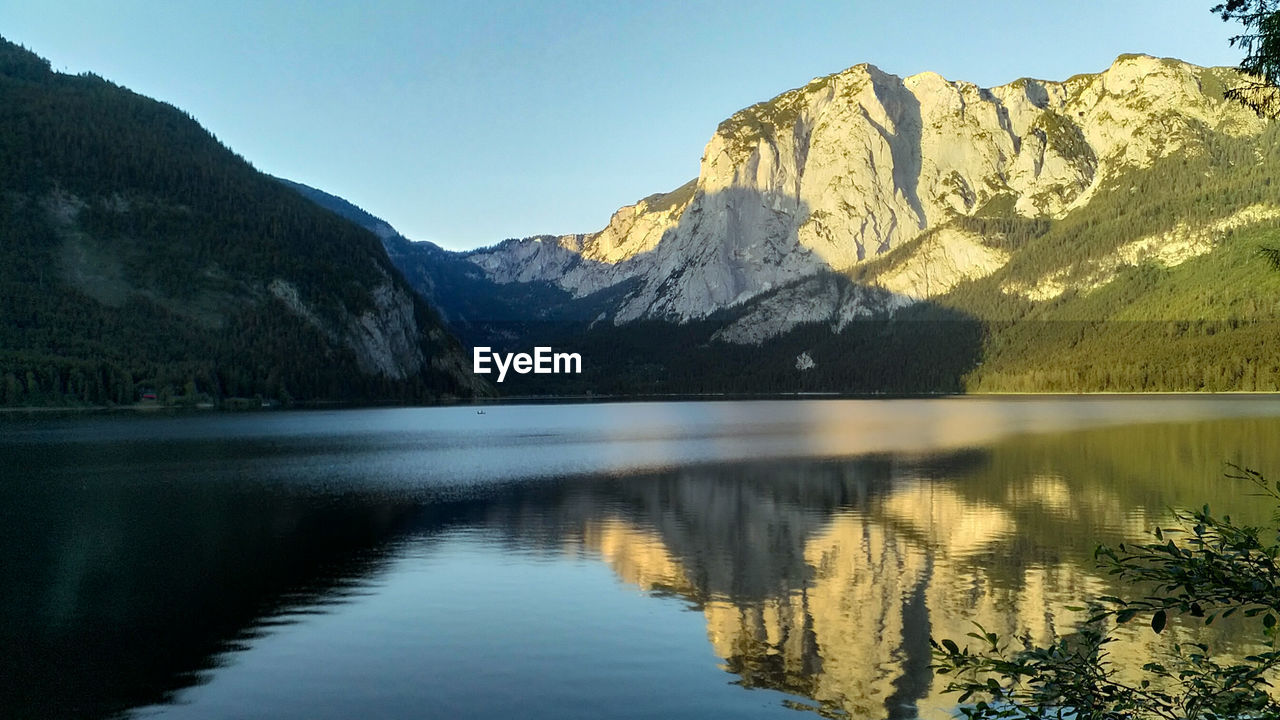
xmin=467 ymin=55 xmax=1264 ymax=326
xmin=267 ymin=268 xmax=477 ymax=388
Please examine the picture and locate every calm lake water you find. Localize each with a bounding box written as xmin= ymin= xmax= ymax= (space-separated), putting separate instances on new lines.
xmin=5 ymin=397 xmax=1280 ymax=719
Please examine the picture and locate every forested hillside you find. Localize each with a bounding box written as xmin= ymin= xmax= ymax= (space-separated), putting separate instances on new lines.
xmin=0 ymin=38 xmax=483 ymax=406
xmin=922 ymin=126 xmax=1280 ymax=392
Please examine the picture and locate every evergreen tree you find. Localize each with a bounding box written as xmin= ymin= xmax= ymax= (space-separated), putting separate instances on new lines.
xmin=1215 ymin=0 xmax=1280 ymax=117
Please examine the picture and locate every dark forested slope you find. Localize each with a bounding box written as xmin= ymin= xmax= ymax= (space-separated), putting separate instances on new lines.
xmin=0 ymin=39 xmax=484 ymax=406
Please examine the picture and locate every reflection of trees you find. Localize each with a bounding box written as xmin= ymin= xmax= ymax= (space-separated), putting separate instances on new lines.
xmin=0 ymin=438 xmax=440 ymax=720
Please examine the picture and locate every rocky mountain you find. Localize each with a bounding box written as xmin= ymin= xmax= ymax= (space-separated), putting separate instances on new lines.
xmin=276 ymin=180 xmax=629 ymax=350
xmin=0 ymin=38 xmax=486 ymax=406
xmin=350 ymin=53 xmax=1280 ymax=395
xmin=471 ymin=55 xmax=1267 ymax=321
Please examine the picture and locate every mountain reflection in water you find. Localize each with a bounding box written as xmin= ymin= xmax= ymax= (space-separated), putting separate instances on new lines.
xmin=3 ymin=399 xmax=1280 ymax=719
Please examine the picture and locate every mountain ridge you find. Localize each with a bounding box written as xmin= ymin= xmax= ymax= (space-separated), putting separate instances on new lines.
xmin=462 ymin=54 xmax=1266 ymax=326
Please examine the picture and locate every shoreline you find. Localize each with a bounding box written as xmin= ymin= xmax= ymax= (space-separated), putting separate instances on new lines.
xmin=5 ymin=390 xmax=1280 ymax=415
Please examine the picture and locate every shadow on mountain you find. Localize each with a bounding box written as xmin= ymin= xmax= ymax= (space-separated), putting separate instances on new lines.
xmin=281 ymin=178 xmax=987 ymax=396
xmin=867 ymin=66 xmax=927 ymax=233
xmin=382 ymin=233 xmax=641 ymax=349
xmin=496 ymin=274 xmax=985 ymax=396
xmin=435 ymin=188 xmax=984 ymax=396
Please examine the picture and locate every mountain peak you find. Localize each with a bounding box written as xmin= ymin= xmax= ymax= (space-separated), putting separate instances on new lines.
xmin=465 ymin=53 xmax=1270 ymax=327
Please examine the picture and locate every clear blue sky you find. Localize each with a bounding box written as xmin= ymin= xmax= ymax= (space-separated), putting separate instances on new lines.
xmin=0 ymin=1 xmax=1242 ymax=250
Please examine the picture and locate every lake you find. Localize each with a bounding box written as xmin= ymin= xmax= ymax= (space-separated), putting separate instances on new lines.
xmin=5 ymin=397 xmax=1280 ymax=719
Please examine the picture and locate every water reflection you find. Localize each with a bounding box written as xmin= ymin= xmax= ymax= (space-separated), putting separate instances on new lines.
xmin=3 ymin=400 xmax=1280 ymax=719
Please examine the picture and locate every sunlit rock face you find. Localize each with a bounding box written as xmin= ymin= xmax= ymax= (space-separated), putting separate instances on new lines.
xmin=466 ymin=55 xmax=1263 ymax=327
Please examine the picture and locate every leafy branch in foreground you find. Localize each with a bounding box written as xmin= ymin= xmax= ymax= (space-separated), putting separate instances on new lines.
xmin=1214 ymin=0 xmax=1280 ymax=118
xmin=932 ymin=466 xmax=1280 ymax=719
